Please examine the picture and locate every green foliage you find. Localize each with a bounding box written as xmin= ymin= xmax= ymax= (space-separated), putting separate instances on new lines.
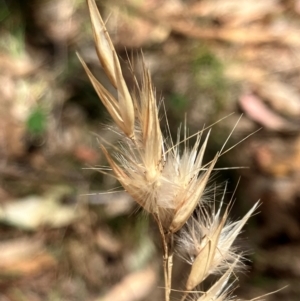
xmin=0 ymin=1 xmax=9 ymax=22
xmin=26 ymin=106 xmax=47 ymax=135
xmin=169 ymin=93 xmax=188 ymax=114
xmin=192 ymin=47 xmax=229 ymax=110
xmin=0 ymin=1 xmax=26 ymax=58
xmin=251 ymin=274 xmax=277 ymax=287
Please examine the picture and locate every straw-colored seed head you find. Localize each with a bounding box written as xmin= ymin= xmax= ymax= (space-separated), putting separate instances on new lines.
xmin=100 ymin=129 xmax=217 ymax=229
xmin=86 ymin=0 xmax=116 ymax=87
xmin=169 ymin=152 xmax=218 ymax=233
xmin=177 ymin=201 xmax=259 ymax=290
xmin=79 ymin=0 xmax=218 ymax=227
xmin=196 ymin=257 xmax=239 ymax=301
xmin=80 ymin=0 xmax=135 ymax=139
xmin=79 ymin=2 xmax=262 ymax=300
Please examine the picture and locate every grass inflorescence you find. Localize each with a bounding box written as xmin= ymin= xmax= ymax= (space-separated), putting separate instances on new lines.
xmin=78 ymin=1 xmax=261 ymax=300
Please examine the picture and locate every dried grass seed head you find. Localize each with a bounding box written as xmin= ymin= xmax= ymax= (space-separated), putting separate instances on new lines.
xmin=195 ymin=257 xmax=240 ymax=301
xmin=80 ymin=0 xmax=135 ymax=139
xmin=81 ymin=0 xmax=220 ymax=232
xmin=177 ymin=201 xmax=259 ymax=290
xmin=101 ymin=127 xmax=218 ymax=230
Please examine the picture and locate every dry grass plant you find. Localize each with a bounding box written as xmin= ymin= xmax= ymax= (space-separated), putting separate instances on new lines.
xmin=78 ymin=1 xmax=263 ymax=300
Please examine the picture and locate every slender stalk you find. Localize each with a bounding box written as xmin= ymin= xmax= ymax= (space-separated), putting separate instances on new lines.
xmin=153 ymin=211 xmax=170 ymax=301
xmin=164 ymin=253 xmax=170 ymax=301
xmin=167 ymin=233 xmax=174 ymax=299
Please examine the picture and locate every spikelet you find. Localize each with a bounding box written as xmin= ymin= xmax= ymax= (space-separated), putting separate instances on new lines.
xmin=79 ymin=1 xmax=262 ymax=301
xmin=79 ymin=0 xmax=217 ymax=231
xmin=177 ymin=201 xmax=259 ymax=290
xmin=195 ymin=257 xmax=240 ymax=301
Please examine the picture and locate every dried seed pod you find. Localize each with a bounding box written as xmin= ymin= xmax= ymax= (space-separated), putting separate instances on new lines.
xmin=80 ymin=0 xmax=135 ymax=139
xmin=186 ymin=206 xmax=227 ymax=290
xmin=86 ymin=0 xmax=116 ymax=87
xmin=183 ymin=201 xmax=259 ymax=291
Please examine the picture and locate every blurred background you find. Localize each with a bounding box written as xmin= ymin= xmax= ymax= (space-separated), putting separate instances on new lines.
xmin=1 ymin=0 xmax=300 ymax=300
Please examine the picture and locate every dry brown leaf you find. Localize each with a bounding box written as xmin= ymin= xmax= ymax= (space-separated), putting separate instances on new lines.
xmin=189 ymin=0 xmax=282 ymax=27
xmin=106 ymin=6 xmax=170 ymax=48
xmin=0 ymin=187 xmax=79 ymax=230
xmin=255 ymin=81 xmax=300 ymax=118
xmin=119 ymin=2 xmax=300 ymax=46
xmin=239 ymin=93 xmax=297 ymax=131
xmin=96 ymin=229 xmax=122 ymax=255
xmin=0 ymin=238 xmax=56 ymax=277
xmin=93 ymin=265 xmax=157 ymax=301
